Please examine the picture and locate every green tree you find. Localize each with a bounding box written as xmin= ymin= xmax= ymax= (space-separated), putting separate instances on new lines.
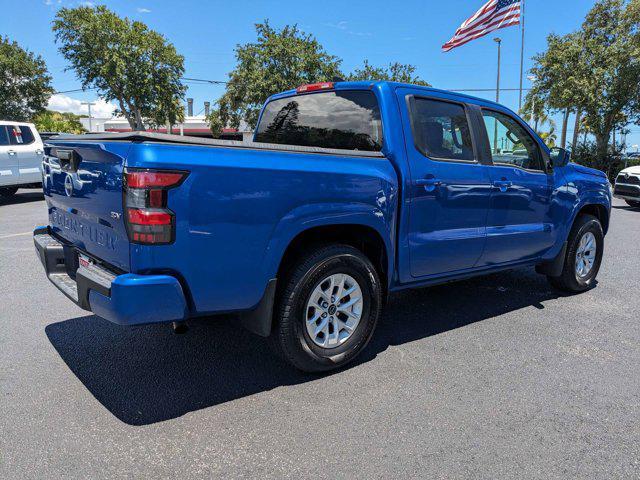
xmin=529 ymin=32 xmax=584 ymax=148
xmin=0 ymin=37 xmax=53 ymax=121
xmin=148 ymin=96 xmax=184 ymax=133
xmin=531 ymin=0 xmax=640 ymax=172
xmin=347 ymin=60 xmax=430 ymax=86
xmin=210 ymin=21 xmax=343 ymax=132
xmin=33 ymin=110 xmax=86 ymax=133
xmin=53 ymin=5 xmax=186 ymax=131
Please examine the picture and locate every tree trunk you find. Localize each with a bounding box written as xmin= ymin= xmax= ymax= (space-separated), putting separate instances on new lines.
xmin=612 ymin=128 xmax=616 ymax=151
xmin=134 ymin=109 xmax=144 ymax=131
xmin=572 ymin=109 xmax=581 ymax=150
xmin=534 ymin=117 xmax=539 ymax=133
xmin=117 ymin=97 xmax=137 ymax=131
xmin=560 ymin=108 xmax=570 ymax=149
xmin=594 ymin=132 xmax=610 ymax=174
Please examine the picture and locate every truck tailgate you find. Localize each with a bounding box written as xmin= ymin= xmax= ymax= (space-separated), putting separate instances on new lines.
xmin=42 ymin=141 xmax=131 ymax=271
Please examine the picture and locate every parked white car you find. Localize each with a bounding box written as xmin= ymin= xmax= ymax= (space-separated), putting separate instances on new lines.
xmin=0 ymin=121 xmax=44 ymax=198
xmin=613 ymin=165 xmax=640 ymax=207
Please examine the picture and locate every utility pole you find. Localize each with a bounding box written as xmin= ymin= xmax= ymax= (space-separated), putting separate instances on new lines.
xmin=493 ymin=37 xmax=502 ymax=154
xmin=81 ymin=101 xmax=95 ymax=132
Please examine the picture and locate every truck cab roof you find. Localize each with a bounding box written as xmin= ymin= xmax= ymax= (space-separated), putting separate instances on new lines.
xmin=267 ymin=80 xmax=507 ymax=111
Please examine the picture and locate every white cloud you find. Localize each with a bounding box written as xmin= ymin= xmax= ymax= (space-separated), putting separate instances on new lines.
xmin=325 ymin=21 xmax=348 ymax=30
xmin=47 ymin=94 xmax=117 ymax=118
xmin=324 ymin=20 xmax=371 ymax=37
xmin=349 ymin=31 xmax=372 ymax=37
xmin=78 ymin=1 xmax=96 ymax=6
xmin=137 ymin=7 xmax=151 ymax=13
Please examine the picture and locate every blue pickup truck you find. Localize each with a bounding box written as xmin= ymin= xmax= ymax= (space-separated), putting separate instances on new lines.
xmin=35 ymin=81 xmax=611 ymax=371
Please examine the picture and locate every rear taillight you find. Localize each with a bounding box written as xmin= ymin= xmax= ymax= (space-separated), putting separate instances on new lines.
xmin=124 ymin=168 xmax=187 ymax=245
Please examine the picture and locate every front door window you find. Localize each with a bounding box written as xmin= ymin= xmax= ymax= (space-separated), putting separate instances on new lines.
xmin=481 ymin=110 xmax=544 ymax=171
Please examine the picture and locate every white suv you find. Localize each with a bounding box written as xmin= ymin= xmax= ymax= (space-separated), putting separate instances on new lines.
xmin=613 ymin=165 xmax=640 ymax=208
xmin=0 ymin=121 xmax=44 ymax=199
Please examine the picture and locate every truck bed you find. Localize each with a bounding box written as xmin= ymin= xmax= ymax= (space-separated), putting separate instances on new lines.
xmin=46 ymin=132 xmax=385 ymax=158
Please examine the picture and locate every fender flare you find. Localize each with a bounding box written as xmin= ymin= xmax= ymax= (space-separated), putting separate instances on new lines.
xmin=262 ymin=202 xmax=395 ymax=285
xmin=566 ymin=192 xmax=611 ymax=237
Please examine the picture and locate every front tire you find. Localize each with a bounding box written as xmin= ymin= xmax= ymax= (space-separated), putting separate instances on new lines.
xmin=547 ymin=214 xmax=604 ymax=292
xmin=271 ymin=244 xmax=382 ymax=372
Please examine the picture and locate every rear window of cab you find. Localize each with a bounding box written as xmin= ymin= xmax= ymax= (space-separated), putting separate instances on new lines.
xmin=254 ymin=90 xmax=383 ymax=151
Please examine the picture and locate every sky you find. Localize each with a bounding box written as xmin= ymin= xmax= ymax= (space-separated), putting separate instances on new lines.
xmin=1 ymin=0 xmax=638 ymax=150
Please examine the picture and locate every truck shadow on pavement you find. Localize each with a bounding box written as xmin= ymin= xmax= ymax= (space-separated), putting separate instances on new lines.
xmin=46 ymin=267 xmax=564 ymax=426
xmin=0 ymin=190 xmax=44 ymax=206
xmin=612 ymin=204 xmax=640 ymax=211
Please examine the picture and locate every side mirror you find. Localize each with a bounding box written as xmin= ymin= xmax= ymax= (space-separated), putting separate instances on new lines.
xmin=549 ymin=147 xmax=571 ymax=168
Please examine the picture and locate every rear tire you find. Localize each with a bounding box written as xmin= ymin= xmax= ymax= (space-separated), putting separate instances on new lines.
xmin=625 ymin=199 xmax=640 ymax=208
xmin=547 ymin=214 xmax=604 ymax=292
xmin=271 ymin=244 xmax=382 ymax=373
xmin=0 ymin=186 xmax=18 ymax=199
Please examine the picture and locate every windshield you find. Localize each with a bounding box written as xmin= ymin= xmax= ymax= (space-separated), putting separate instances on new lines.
xmin=254 ymin=90 xmax=383 ymax=151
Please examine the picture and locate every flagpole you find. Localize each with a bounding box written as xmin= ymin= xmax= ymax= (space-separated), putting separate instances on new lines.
xmin=494 ymin=37 xmax=501 ymax=153
xmin=518 ymin=0 xmax=526 ymax=111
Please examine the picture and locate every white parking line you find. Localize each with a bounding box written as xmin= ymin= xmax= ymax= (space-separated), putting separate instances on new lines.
xmin=0 ymin=232 xmax=32 ymax=240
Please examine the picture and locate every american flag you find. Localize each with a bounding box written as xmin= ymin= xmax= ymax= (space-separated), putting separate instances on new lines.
xmin=442 ymin=0 xmax=521 ymax=52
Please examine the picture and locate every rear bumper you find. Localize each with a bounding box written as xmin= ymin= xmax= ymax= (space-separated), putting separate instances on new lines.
xmin=33 ymin=227 xmax=188 ymax=325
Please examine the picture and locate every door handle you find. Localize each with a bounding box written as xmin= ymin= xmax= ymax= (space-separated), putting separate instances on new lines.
xmin=492 ymin=179 xmax=513 ymax=191
xmin=7 ymin=150 xmax=16 ymax=156
xmin=415 ymin=177 xmax=442 ymax=191
xmin=36 ymin=149 xmax=44 ymax=155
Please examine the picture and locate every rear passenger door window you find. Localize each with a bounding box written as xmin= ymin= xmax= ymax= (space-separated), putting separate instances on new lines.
xmin=8 ymin=125 xmax=35 ymax=145
xmin=410 ymin=98 xmax=475 ymax=162
xmin=481 ymin=110 xmax=544 ymax=171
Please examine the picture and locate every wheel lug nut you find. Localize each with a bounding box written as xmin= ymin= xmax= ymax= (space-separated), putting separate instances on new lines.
xmin=322 ymin=312 xmax=327 ymax=318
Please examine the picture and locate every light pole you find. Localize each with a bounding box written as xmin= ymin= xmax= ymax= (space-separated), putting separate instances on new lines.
xmin=493 ymin=37 xmax=501 ymax=154
xmin=81 ymin=101 xmax=95 ymax=132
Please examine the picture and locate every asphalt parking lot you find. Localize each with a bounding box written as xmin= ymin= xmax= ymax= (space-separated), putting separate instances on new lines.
xmin=1 ymin=190 xmax=639 ymax=479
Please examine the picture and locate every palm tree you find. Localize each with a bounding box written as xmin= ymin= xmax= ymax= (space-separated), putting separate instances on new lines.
xmin=520 ymin=90 xmax=548 ymax=133
xmin=538 ymin=120 xmax=558 ymax=148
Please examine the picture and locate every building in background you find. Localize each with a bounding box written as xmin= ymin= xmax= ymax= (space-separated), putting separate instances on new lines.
xmin=79 ymin=99 xmax=253 ymax=142
xmin=78 ymin=116 xmax=111 ymax=133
